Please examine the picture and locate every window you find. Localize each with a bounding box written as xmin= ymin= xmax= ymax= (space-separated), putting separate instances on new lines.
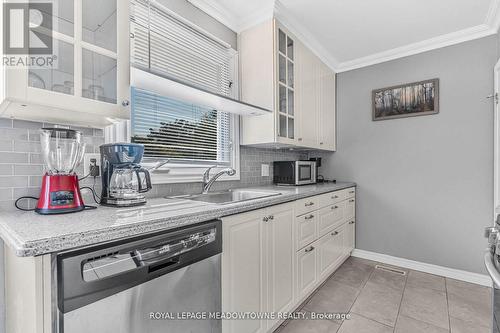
xmin=129 ymin=0 xmax=239 ymax=183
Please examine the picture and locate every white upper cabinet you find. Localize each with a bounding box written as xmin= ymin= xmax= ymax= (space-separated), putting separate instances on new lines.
xmin=1 ymin=0 xmax=130 ymax=127
xmin=239 ymin=19 xmax=336 ymax=151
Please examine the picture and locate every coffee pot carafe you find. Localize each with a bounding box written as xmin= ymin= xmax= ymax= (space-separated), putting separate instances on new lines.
xmin=100 ymin=143 xmax=152 ymax=207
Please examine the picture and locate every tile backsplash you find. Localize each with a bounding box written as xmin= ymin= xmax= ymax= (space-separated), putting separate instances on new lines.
xmin=0 ymin=117 xmax=310 ymax=210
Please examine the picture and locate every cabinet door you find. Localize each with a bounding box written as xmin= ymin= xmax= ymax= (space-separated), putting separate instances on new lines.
xmin=265 ymin=203 xmax=295 ymax=329
xmin=317 ymin=227 xmax=344 ymax=280
xmin=345 ymin=198 xmax=356 ymax=221
xmin=296 ymin=242 xmax=318 ymax=303
xmin=222 ymin=210 xmax=266 ymax=333
xmin=345 ymin=220 xmax=355 ymax=253
xmin=318 ymin=203 xmax=345 ymax=237
xmin=319 ymin=67 xmax=336 ymax=150
xmin=296 ymin=42 xmax=318 ymax=147
xmin=296 ymin=212 xmax=317 ymax=250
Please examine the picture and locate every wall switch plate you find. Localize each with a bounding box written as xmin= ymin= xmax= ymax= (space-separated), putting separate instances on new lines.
xmin=261 ymin=164 xmax=270 ymax=177
xmin=83 ymin=153 xmax=101 ymax=176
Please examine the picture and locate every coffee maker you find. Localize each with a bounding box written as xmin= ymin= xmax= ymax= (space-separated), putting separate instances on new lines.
xmin=100 ymin=143 xmax=152 ymax=207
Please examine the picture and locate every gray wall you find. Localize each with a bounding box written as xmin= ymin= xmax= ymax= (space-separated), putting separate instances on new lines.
xmin=320 ymin=35 xmax=498 ymax=274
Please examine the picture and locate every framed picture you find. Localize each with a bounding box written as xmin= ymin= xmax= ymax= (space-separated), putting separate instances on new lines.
xmin=372 ymin=78 xmax=439 ymax=121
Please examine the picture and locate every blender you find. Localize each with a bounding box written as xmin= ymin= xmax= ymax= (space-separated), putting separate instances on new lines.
xmin=36 ymin=128 xmax=86 ymax=215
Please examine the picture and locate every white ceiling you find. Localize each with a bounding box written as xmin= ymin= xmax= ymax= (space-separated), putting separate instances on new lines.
xmin=188 ymin=0 xmax=500 ymax=72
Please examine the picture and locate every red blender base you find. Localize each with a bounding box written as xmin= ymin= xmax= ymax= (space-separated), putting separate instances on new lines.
xmin=36 ymin=174 xmax=85 ymax=215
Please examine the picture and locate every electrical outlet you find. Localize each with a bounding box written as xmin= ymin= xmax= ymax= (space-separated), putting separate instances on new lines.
xmin=261 ymin=164 xmax=270 ymax=177
xmin=83 ymin=153 xmax=101 ymax=177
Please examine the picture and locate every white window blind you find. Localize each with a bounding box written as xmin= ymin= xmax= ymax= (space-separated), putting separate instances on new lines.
xmin=130 ymin=0 xmax=234 ymax=96
xmin=131 ymin=88 xmax=232 ymax=164
xmin=129 ymin=0 xmax=236 ymax=165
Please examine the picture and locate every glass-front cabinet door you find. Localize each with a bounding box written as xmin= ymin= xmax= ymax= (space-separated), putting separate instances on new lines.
xmin=276 ymin=26 xmax=295 ymax=140
xmin=5 ymin=0 xmax=129 ymax=125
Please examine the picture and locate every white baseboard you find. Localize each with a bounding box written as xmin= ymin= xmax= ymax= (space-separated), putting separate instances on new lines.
xmin=351 ymin=249 xmax=492 ymax=287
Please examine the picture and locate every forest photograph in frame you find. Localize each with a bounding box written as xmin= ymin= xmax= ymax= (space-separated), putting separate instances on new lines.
xmin=372 ymin=78 xmax=439 ymax=121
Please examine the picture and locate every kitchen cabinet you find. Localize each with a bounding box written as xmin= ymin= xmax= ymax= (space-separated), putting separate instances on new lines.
xmin=317 ymin=203 xmax=345 ymax=237
xmin=1 ymin=0 xmax=130 ymax=127
xmin=221 ymin=202 xmax=294 ymax=333
xmin=317 ymin=225 xmax=345 ymax=281
xmin=239 ymin=19 xmax=336 ymax=151
xmin=295 ymin=242 xmax=319 ymax=302
xmin=345 ymin=220 xmax=356 ymax=253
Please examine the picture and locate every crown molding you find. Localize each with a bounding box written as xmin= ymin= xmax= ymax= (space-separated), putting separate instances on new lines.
xmin=274 ymin=0 xmax=340 ymax=70
xmin=335 ymin=23 xmax=497 ymax=73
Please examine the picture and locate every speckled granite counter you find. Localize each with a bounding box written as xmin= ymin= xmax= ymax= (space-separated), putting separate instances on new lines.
xmin=0 ymin=182 xmax=355 ymax=257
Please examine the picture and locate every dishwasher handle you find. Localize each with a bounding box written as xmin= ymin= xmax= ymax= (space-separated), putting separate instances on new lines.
xmin=484 ymin=250 xmax=499 ymax=286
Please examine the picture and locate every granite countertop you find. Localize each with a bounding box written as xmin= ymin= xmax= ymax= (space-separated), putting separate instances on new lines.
xmin=0 ymin=182 xmax=355 ymax=257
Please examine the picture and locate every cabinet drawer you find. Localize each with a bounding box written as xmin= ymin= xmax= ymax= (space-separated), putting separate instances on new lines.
xmin=317 ymin=226 xmax=345 ymax=280
xmin=318 ymin=190 xmax=346 ymax=208
xmin=346 ymin=187 xmax=356 ymax=199
xmin=318 ymin=202 xmax=345 ymax=237
xmin=295 ymin=196 xmax=319 ymax=216
xmin=296 ymin=212 xmax=317 ymax=250
xmin=345 ymin=197 xmax=355 ymax=221
xmin=295 ymin=241 xmax=318 ymax=302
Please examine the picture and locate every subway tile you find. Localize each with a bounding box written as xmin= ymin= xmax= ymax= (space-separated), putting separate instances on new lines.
xmin=28 ymin=176 xmax=42 ymax=187
xmin=0 ymin=165 xmax=13 ymax=175
xmin=0 ymin=152 xmax=29 ymax=163
xmin=1 ymin=128 xmax=29 ymax=140
xmin=13 ymin=119 xmax=43 ymax=130
xmin=93 ymin=128 xmax=104 ymax=137
xmin=13 ymin=187 xmax=40 ymax=198
xmin=14 ymin=164 xmax=44 ymax=176
xmin=0 ymin=140 xmax=13 ymax=151
xmin=0 ymin=118 xmax=13 ymax=128
xmin=30 ymin=153 xmax=43 ymax=164
xmin=0 ymin=176 xmax=28 ymax=188
xmin=0 ymin=188 xmax=13 ymax=201
xmin=13 ymin=140 xmax=42 ymax=153
xmin=28 ymin=130 xmax=41 ymax=141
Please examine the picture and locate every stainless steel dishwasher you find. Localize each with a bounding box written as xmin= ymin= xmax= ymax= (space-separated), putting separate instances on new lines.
xmin=56 ymin=220 xmax=222 ymax=333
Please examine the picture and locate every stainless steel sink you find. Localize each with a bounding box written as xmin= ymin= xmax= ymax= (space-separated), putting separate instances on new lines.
xmin=170 ymin=189 xmax=282 ymax=205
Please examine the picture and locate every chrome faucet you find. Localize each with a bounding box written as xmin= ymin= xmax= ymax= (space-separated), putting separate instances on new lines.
xmin=202 ymin=166 xmax=236 ymax=194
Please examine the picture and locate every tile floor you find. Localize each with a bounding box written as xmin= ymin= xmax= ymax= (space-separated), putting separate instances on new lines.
xmin=275 ymin=257 xmax=492 ymax=333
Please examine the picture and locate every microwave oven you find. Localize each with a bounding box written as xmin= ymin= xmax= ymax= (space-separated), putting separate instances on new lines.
xmin=273 ymin=161 xmax=317 ymax=185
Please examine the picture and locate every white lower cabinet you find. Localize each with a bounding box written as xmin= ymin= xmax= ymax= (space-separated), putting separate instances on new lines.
xmin=222 ymin=187 xmax=356 ymax=333
xmin=295 ymin=242 xmax=319 ymax=302
xmin=222 ymin=202 xmax=294 ymax=333
xmin=317 ymin=226 xmax=345 ymax=281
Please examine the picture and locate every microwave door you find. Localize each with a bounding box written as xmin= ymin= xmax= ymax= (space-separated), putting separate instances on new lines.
xmin=296 ymin=164 xmax=314 ymax=185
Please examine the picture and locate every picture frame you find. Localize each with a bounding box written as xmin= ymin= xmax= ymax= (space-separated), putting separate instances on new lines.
xmin=372 ymin=78 xmax=439 ymax=121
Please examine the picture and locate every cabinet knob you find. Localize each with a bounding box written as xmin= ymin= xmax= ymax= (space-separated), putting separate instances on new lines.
xmin=305 ymin=246 xmax=315 ymax=253
xmin=263 ymin=216 xmax=269 ymax=222
xmin=122 ymin=100 xmax=130 ymax=107
xmin=331 ymin=195 xmax=338 ymax=199
xmin=349 ymin=221 xmax=355 ymax=225
xmin=298 ymin=138 xmax=303 ymax=141
xmin=331 ymin=205 xmax=338 ymax=210
xmin=332 ymin=231 xmax=339 ymax=236
xmin=130 ymin=32 xmax=135 ymax=38
xmin=304 ymin=214 xmax=314 ymax=220
xmin=268 ymin=215 xmax=274 ymax=220
xmin=349 ymin=190 xmax=355 ymax=194
xmin=305 ymin=202 xmax=314 ymax=207
xmin=349 ymin=199 xmax=355 ymax=202
xmin=320 ymin=142 xmax=324 ymax=145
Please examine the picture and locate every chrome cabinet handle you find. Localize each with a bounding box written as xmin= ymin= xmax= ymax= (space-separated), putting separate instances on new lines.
xmin=268 ymin=215 xmax=274 ymax=220
xmin=331 ymin=195 xmax=339 ymax=199
xmin=320 ymin=142 xmax=324 ymax=145
xmin=304 ymin=214 xmax=314 ymax=220
xmin=332 ymin=231 xmax=339 ymax=236
xmin=298 ymin=138 xmax=303 ymax=141
xmin=349 ymin=199 xmax=355 ymax=202
xmin=484 ymin=251 xmax=500 ymax=286
xmin=349 ymin=221 xmax=355 ymax=225
xmin=263 ymin=216 xmax=269 ymax=222
xmin=305 ymin=202 xmax=314 ymax=207
xmin=331 ymin=205 xmax=339 ymax=210
xmin=122 ymin=100 xmax=130 ymax=107
xmin=349 ymin=190 xmax=355 ymax=194
xmin=305 ymin=246 xmax=315 ymax=253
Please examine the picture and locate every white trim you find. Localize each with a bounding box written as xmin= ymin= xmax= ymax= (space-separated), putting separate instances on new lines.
xmin=190 ymin=0 xmax=500 ymax=73
xmin=336 ymin=24 xmax=497 ymax=72
xmin=352 ymin=249 xmax=492 ymax=287
xmin=494 ymin=58 xmax=500 ymax=218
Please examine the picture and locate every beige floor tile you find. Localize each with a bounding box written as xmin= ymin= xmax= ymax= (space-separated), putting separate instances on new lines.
xmin=350 ymin=279 xmax=403 ymax=326
xmin=337 ymin=313 xmax=393 ymax=333
xmin=400 ymin=285 xmax=449 ymax=329
xmin=368 ymin=267 xmax=407 ymax=292
xmin=278 ymin=318 xmax=340 ymax=333
xmin=446 ymin=279 xmax=491 ymax=329
xmin=406 ymin=270 xmax=446 ymax=292
xmin=345 ymin=256 xmax=378 ymax=267
xmin=446 ymin=278 xmax=491 ymax=300
xmin=303 ymin=280 xmax=360 ymax=314
xmin=450 ymin=316 xmax=491 ymax=333
xmin=395 ymin=315 xmax=448 ymax=333
xmin=331 ymin=258 xmax=375 ymax=289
